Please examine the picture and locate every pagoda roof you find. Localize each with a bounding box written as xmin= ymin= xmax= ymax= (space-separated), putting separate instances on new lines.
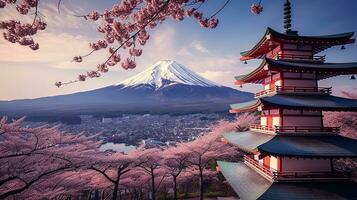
xmin=240 ymin=27 xmax=354 ymax=61
xmin=224 ymin=131 xmax=357 ymax=158
xmin=223 ymin=131 xmax=274 ymax=154
xmin=217 ymin=161 xmax=357 ymax=200
xmin=235 ymin=58 xmax=357 ymax=84
xmin=230 ymin=94 xmax=357 ymax=113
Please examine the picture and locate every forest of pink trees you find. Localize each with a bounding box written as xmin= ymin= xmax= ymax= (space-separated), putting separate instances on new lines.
xmin=0 ymin=114 xmax=257 ymax=200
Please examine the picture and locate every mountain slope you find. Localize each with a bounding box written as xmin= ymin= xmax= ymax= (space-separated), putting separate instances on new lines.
xmin=118 ymin=60 xmax=219 ymax=89
xmin=0 ymin=60 xmax=253 ymax=116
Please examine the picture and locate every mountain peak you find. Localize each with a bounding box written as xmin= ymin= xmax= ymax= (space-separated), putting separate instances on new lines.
xmin=117 ymin=60 xmax=220 ymax=89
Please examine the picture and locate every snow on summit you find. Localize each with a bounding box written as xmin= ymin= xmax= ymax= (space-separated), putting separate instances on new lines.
xmin=117 ymin=60 xmax=221 ymax=89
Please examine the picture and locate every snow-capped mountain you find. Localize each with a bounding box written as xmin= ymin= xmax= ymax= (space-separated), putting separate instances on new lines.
xmin=0 ymin=60 xmax=253 ymax=116
xmin=118 ymin=60 xmax=220 ymax=89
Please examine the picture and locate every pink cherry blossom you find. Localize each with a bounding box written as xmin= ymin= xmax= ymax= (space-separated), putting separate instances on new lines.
xmin=251 ymin=3 xmax=263 ymax=15
xmin=54 ymin=81 xmax=62 ymax=88
xmin=78 ymin=74 xmax=87 ymax=81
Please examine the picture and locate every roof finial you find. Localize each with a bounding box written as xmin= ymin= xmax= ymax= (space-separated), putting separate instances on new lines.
xmin=284 ymin=0 xmax=292 ymax=33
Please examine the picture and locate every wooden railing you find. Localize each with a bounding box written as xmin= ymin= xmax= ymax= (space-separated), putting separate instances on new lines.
xmin=277 ymin=53 xmax=325 ymax=62
xmin=276 ymin=86 xmax=332 ymax=94
xmin=244 ymin=156 xmax=273 ymax=178
xmin=275 ymin=126 xmax=340 ymax=133
xmin=255 ymin=86 xmax=332 ymax=97
xmin=244 ymin=156 xmax=349 ymax=180
xmin=272 ymin=170 xmax=349 ymax=179
xmin=250 ymin=124 xmax=275 ymax=132
xmin=250 ymin=124 xmax=340 ymax=133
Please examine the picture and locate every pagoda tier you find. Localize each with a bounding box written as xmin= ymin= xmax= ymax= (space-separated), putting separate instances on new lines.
xmin=217 ymin=161 xmax=357 ymax=200
xmin=235 ymin=58 xmax=357 ymax=85
xmin=240 ymin=27 xmax=355 ymax=61
xmin=223 ymin=131 xmax=357 ymax=158
xmin=230 ymin=94 xmax=357 ymax=113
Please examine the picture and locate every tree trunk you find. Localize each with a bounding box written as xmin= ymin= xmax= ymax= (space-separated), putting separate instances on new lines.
xmin=199 ymin=167 xmax=204 ymax=200
xmin=94 ymin=190 xmax=99 ymax=200
xmin=151 ymin=168 xmax=156 ymax=200
xmin=173 ymin=175 xmax=177 ymax=200
xmin=101 ymin=190 xmax=105 ymax=200
xmin=87 ymin=190 xmax=92 ymax=200
xmin=113 ymin=169 xmax=122 ymax=200
xmin=112 ymin=181 xmax=119 ymax=200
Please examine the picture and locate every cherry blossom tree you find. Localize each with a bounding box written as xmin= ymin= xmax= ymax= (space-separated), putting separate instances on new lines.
xmin=0 ymin=116 xmax=100 ymax=199
xmin=88 ymin=150 xmax=139 ymax=200
xmin=162 ymin=144 xmax=189 ymax=200
xmin=135 ymin=148 xmax=168 ymax=200
xmin=182 ymin=120 xmax=239 ymax=200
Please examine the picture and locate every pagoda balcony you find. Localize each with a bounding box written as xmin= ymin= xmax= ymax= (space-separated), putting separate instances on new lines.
xmin=276 ymin=53 xmax=326 ymax=62
xmin=249 ymin=124 xmax=340 ymax=134
xmin=255 ymin=86 xmax=332 ymax=98
xmin=244 ymin=156 xmax=350 ymax=181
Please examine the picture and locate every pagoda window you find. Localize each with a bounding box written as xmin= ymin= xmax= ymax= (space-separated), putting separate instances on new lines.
xmin=297 ymin=44 xmax=313 ymax=51
xmin=269 ymin=109 xmax=280 ymax=115
xmin=283 ymin=115 xmax=322 ymax=127
xmin=281 ymin=50 xmax=312 ymax=57
xmin=283 ymin=109 xmax=301 ymax=115
xmin=260 ymin=116 xmax=267 ymax=126
xmin=302 ymin=110 xmax=322 ymax=116
xmin=301 ymin=72 xmax=316 ymax=79
xmin=272 ymin=117 xmax=280 ymax=127
xmin=283 ymin=72 xmax=301 ymax=78
xmin=283 ymin=43 xmax=298 ymax=50
xmin=281 ymin=158 xmax=332 ymax=172
xmin=283 ymin=44 xmax=313 ymax=51
xmin=270 ymin=156 xmax=279 ymax=171
xmin=284 ymin=79 xmax=317 ymax=87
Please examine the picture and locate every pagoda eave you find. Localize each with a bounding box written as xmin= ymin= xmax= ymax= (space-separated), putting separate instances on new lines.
xmin=260 ymin=94 xmax=357 ymax=112
xmin=217 ymin=161 xmax=357 ymax=200
xmin=224 ymin=131 xmax=357 ymax=158
xmin=230 ymin=99 xmax=261 ymax=113
xmin=240 ymin=28 xmax=355 ymax=60
xmin=235 ymin=58 xmax=357 ymax=85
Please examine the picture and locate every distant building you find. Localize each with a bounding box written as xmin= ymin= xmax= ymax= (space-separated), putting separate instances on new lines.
xmin=101 ymin=117 xmax=112 ymax=123
xmin=79 ymin=115 xmax=93 ymax=119
xmin=142 ymin=139 xmax=165 ymax=148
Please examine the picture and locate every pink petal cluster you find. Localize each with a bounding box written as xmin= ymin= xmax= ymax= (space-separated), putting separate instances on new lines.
xmin=0 ymin=0 xmax=46 ymax=50
xmin=129 ymin=47 xmax=142 ymax=56
xmin=250 ymin=3 xmax=263 ymax=15
xmin=121 ymin=58 xmax=136 ymax=70
xmin=87 ymin=71 xmax=101 ymax=78
xmin=78 ymin=74 xmax=87 ymax=81
xmin=97 ymin=63 xmax=109 ymax=73
xmin=54 ymin=81 xmax=62 ymax=88
xmin=88 ymin=10 xmax=100 ymax=21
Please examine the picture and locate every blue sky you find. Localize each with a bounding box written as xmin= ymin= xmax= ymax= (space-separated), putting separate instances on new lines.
xmin=0 ymin=0 xmax=356 ymax=100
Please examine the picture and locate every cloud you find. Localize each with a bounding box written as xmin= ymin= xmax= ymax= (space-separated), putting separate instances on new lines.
xmin=0 ymin=32 xmax=95 ymax=69
xmin=190 ymin=40 xmax=209 ymax=53
xmin=199 ymin=70 xmax=233 ymax=85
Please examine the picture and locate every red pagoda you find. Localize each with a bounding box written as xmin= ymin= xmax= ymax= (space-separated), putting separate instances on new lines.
xmin=217 ymin=1 xmax=357 ymax=199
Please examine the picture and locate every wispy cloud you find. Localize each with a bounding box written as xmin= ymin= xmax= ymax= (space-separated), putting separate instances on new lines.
xmin=0 ymin=32 xmax=93 ymax=67
xmin=190 ymin=40 xmax=210 ymax=53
